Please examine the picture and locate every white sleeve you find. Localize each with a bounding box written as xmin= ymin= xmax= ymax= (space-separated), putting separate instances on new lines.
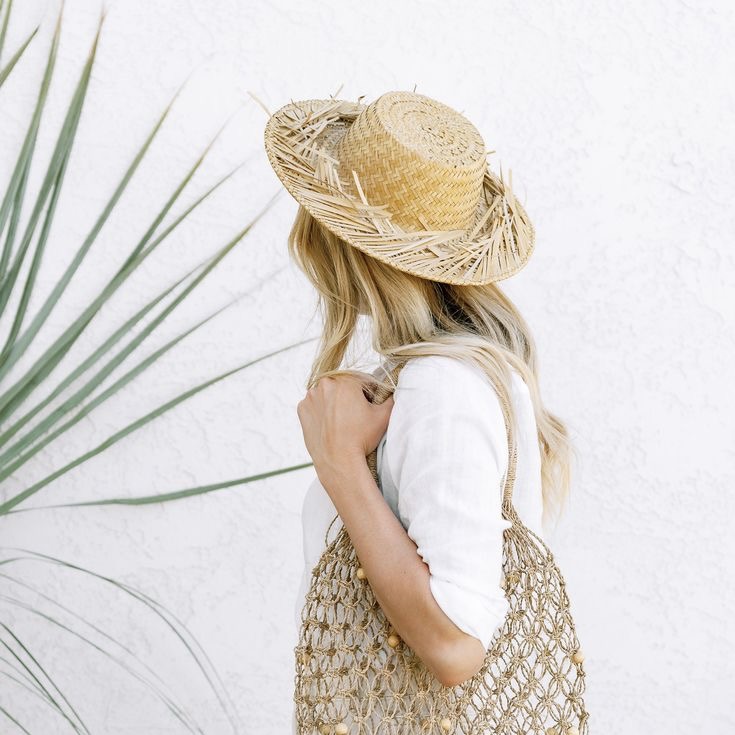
xmin=383 ymin=354 xmax=513 ymax=651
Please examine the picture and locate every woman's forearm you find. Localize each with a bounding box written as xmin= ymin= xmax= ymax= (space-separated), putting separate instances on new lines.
xmin=317 ymin=454 xmax=486 ymax=687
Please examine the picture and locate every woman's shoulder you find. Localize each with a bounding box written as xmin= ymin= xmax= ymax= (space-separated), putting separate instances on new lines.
xmin=396 ymin=354 xmax=527 ymax=397
xmin=398 ymin=354 xmax=486 ymax=383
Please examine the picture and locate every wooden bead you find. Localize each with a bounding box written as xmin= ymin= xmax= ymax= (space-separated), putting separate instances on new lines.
xmin=440 ymin=717 xmax=453 ymax=732
xmin=335 ymin=723 xmax=349 ymax=735
xmin=318 ymin=725 xmax=330 ymax=735
xmin=572 ymin=647 xmax=584 ymax=664
xmin=356 ymin=566 xmax=367 ymax=580
xmin=545 ymin=728 xmax=559 ymax=735
xmin=387 ymin=633 xmax=401 ymax=648
xmin=566 ymin=727 xmax=579 ymax=735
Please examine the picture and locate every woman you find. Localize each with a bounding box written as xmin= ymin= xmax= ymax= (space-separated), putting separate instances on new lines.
xmin=263 ymin=91 xmax=582 ymax=734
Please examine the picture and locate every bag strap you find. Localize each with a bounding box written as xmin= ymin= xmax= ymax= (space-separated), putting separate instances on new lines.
xmin=495 ymin=372 xmax=519 ymax=517
xmin=323 ymin=358 xmax=519 ymax=547
xmin=364 ymin=359 xmax=405 ymax=484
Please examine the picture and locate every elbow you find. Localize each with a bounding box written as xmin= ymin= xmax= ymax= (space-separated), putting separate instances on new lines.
xmin=431 ymin=634 xmax=487 ymax=688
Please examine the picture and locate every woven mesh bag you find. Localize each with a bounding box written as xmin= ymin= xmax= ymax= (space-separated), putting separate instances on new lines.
xmin=293 ymin=359 xmax=590 ymax=735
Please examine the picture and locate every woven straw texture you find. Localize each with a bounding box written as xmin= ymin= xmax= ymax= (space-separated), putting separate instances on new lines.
xmin=263 ymin=91 xmax=536 ymax=286
xmin=293 ymin=360 xmax=590 ymax=735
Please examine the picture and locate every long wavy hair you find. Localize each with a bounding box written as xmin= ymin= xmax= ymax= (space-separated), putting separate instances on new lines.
xmin=287 ymin=204 xmax=575 ymax=530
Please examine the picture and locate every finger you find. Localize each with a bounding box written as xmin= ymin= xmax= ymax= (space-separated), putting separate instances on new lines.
xmin=375 ymin=395 xmax=395 ymax=411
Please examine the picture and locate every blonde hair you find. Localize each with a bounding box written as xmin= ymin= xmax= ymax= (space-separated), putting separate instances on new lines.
xmin=287 ymin=204 xmax=575 ymax=530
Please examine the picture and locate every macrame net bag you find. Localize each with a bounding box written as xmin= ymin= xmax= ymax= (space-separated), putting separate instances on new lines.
xmin=293 ymin=360 xmax=590 ymax=735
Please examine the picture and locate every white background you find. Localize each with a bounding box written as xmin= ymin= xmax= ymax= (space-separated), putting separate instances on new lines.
xmin=1 ymin=1 xmax=733 ymax=733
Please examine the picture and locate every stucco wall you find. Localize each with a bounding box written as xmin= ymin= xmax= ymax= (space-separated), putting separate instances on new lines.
xmin=1 ymin=0 xmax=733 ymax=732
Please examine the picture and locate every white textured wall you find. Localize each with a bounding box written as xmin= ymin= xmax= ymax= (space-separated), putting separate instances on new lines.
xmin=1 ymin=0 xmax=733 ymax=732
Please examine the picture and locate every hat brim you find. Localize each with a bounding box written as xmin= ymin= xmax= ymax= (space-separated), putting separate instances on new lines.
xmin=263 ymin=97 xmax=535 ymax=286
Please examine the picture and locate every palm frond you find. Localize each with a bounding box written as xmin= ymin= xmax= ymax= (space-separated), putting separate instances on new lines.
xmin=0 ymin=0 xmax=40 ymax=89
xmin=0 ymin=621 xmax=90 ymax=733
xmin=8 ymin=461 xmax=315 ymax=511
xmin=0 ymin=0 xmax=306 ymax=731
xmin=0 ymin=336 xmax=314 ymax=513
xmin=0 ymin=548 xmax=247 ymax=732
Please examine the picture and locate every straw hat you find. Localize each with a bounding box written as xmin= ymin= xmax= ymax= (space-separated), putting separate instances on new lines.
xmin=262 ymin=90 xmax=535 ymax=286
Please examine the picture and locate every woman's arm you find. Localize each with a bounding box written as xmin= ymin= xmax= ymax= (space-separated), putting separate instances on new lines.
xmin=318 ymin=453 xmax=487 ymax=687
xmin=297 ymin=368 xmax=491 ymax=687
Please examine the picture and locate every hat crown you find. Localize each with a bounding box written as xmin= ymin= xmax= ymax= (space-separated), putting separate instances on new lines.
xmin=335 ymin=91 xmax=488 ymax=231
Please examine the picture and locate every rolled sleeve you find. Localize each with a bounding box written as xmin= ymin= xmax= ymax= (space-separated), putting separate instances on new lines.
xmin=384 ymin=355 xmax=513 ymax=651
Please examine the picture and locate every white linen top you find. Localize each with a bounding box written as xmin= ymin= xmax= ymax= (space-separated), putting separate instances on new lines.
xmin=290 ymin=354 xmax=545 ymax=731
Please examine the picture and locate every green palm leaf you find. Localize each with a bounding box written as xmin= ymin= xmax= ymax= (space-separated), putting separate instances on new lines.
xmin=0 ymin=1 xmax=311 ymax=731
xmin=0 ymin=1 xmax=39 ymax=89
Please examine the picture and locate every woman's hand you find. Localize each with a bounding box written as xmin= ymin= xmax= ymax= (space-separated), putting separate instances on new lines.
xmin=297 ymin=371 xmax=394 ymax=491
